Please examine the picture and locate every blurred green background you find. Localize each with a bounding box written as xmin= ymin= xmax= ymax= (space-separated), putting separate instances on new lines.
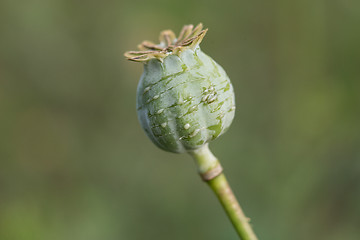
xmin=1 ymin=0 xmax=359 ymax=239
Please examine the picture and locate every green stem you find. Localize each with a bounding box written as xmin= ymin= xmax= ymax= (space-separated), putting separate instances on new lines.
xmin=189 ymin=144 xmax=258 ymax=240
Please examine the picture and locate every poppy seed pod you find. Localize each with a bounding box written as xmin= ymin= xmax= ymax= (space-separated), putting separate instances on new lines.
xmin=125 ymin=23 xmax=235 ymax=153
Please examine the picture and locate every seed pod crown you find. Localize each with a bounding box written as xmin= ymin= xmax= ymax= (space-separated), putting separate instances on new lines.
xmin=124 ymin=23 xmax=208 ymax=62
xmin=125 ymin=23 xmax=236 ymax=153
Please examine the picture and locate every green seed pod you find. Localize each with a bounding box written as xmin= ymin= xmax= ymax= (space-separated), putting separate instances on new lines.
xmin=125 ymin=23 xmax=235 ymax=153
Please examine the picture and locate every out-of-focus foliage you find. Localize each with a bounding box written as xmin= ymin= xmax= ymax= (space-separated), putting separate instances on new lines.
xmin=0 ymin=0 xmax=359 ymax=239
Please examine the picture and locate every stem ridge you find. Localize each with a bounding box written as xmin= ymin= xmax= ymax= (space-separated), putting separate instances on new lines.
xmin=201 ymin=163 xmax=223 ymax=181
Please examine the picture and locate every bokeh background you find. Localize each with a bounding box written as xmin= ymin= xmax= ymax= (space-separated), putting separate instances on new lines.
xmin=1 ymin=0 xmax=359 ymax=239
